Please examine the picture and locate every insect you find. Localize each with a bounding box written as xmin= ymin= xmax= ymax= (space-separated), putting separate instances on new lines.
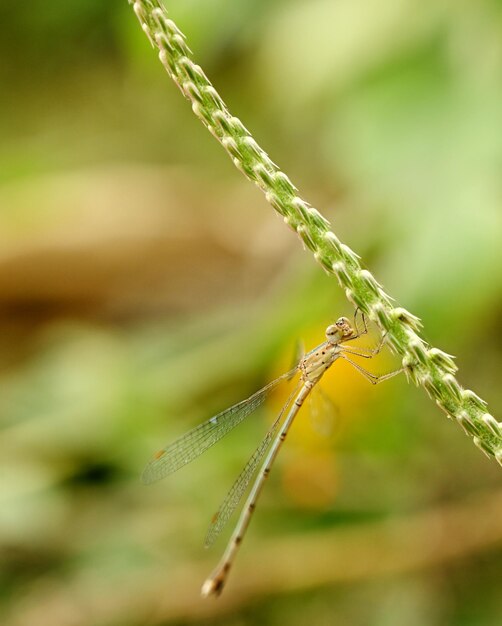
xmin=142 ymin=311 xmax=403 ymax=597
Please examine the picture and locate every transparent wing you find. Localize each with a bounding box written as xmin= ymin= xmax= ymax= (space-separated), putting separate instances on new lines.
xmin=142 ymin=367 xmax=298 ymax=485
xmin=309 ymin=386 xmax=340 ymax=438
xmin=289 ymin=339 xmax=305 ymax=378
xmin=204 ymin=381 xmax=302 ymax=547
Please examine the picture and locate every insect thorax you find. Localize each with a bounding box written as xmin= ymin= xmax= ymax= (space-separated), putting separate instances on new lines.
xmin=299 ymin=344 xmax=339 ymax=383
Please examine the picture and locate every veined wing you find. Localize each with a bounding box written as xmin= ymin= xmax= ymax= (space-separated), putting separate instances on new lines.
xmin=204 ymin=381 xmax=302 ymax=547
xmin=142 ymin=367 xmax=297 ymax=484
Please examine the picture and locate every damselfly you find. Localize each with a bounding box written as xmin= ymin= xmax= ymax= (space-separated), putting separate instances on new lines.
xmin=142 ymin=312 xmax=403 ymax=597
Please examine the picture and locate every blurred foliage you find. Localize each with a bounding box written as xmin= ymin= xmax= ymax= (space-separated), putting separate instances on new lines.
xmin=0 ymin=1 xmax=501 ymax=625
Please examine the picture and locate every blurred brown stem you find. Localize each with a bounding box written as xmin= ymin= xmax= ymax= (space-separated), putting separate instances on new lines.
xmin=6 ymin=489 xmax=502 ymax=625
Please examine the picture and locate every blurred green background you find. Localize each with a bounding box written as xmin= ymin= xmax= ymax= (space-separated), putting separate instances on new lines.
xmin=1 ymin=1 xmax=501 ymax=624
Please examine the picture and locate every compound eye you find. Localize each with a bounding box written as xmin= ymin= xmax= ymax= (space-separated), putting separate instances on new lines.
xmin=326 ymin=324 xmax=341 ymax=344
xmin=335 ymin=316 xmax=348 ymax=327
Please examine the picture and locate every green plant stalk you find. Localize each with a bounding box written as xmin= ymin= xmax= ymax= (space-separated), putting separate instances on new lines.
xmin=130 ymin=0 xmax=502 ymax=465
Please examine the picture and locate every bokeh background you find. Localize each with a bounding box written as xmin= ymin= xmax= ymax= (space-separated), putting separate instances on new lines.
xmin=1 ymin=1 xmax=501 ymax=624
